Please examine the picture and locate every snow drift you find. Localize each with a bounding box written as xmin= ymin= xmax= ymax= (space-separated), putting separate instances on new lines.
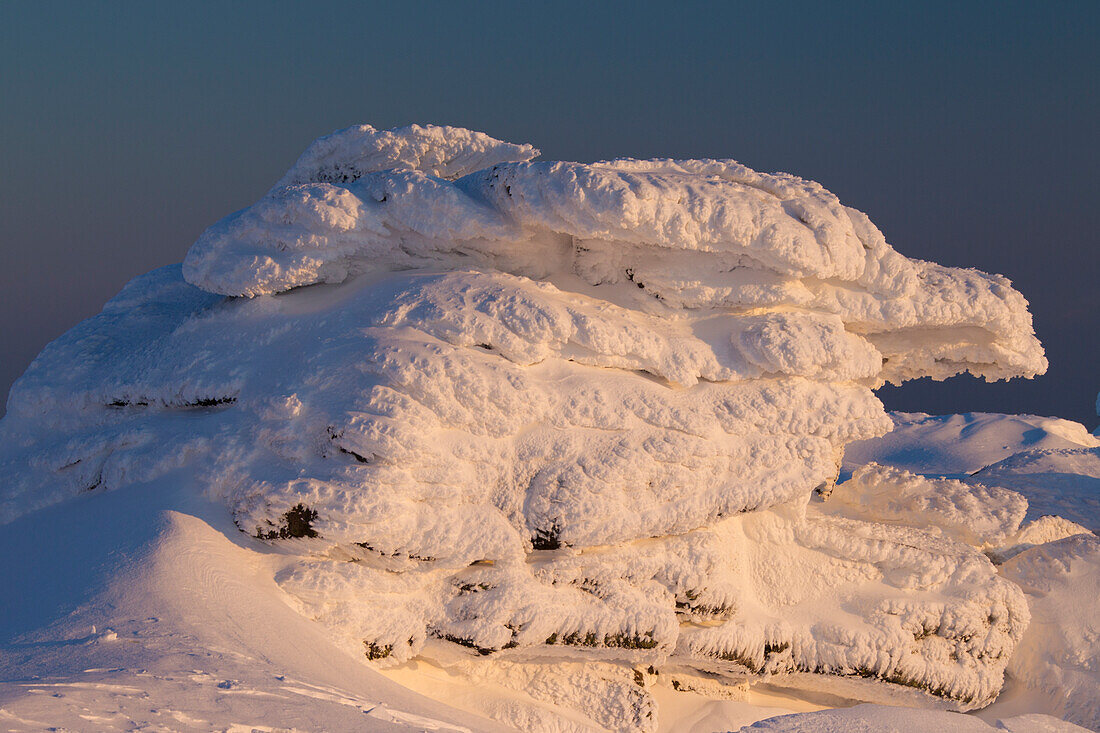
xmin=0 ymin=124 xmax=1059 ymax=731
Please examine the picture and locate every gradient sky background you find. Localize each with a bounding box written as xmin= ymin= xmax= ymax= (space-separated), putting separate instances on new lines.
xmin=1 ymin=1 xmax=1097 ymax=426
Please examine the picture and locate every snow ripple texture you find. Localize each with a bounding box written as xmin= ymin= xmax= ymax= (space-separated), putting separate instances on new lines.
xmin=0 ymin=124 xmax=1052 ymax=729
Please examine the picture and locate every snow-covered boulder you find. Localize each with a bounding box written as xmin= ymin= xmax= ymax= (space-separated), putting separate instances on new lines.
xmin=0 ymin=124 xmax=1052 ymax=729
xmin=827 ymin=463 xmax=1029 ymax=548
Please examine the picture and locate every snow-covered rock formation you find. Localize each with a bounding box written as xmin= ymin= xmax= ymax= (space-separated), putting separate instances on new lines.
xmin=0 ymin=124 xmax=1057 ymax=731
xmin=841 ymin=411 xmax=1100 ymax=729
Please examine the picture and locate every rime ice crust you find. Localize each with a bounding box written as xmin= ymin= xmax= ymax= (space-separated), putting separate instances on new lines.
xmin=276 ymin=123 xmax=541 ymax=186
xmin=0 ymin=124 xmax=1055 ymax=728
xmin=183 ymin=125 xmax=1045 ymax=385
xmin=0 ymin=267 xmax=889 ymax=553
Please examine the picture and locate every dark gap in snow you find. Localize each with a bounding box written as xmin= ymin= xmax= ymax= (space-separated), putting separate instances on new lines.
xmin=544 ymin=630 xmax=659 ymax=650
xmin=314 ymin=163 xmax=363 ymax=185
xmin=106 ymin=396 xmax=236 ymax=410
xmin=336 ymin=446 xmax=374 ymax=464
xmin=363 ymin=641 xmax=393 ymax=660
xmin=354 ymin=541 xmax=435 ymax=563
xmin=432 ymin=631 xmax=495 ymax=656
xmin=181 ymin=396 xmax=236 ymax=408
xmin=675 ymin=589 xmax=735 ymax=620
xmin=634 ymin=369 xmax=673 ymax=388
xmin=531 ymin=524 xmax=563 ymax=550
xmin=255 ymin=503 xmax=319 ymax=540
xmin=326 ymin=426 xmax=377 ymax=464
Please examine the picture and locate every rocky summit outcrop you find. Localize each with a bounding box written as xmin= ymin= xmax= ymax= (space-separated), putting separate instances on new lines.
xmin=0 ymin=124 xmax=1051 ymax=731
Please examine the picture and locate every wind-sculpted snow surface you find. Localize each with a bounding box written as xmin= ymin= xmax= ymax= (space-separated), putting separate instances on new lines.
xmin=0 ymin=124 xmax=1057 ymax=731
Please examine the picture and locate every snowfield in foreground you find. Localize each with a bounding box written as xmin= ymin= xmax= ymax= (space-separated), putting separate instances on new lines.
xmin=0 ymin=124 xmax=1095 ymax=732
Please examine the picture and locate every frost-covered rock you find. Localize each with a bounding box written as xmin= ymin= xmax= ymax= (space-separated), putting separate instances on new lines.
xmin=828 ymin=464 xmax=1028 ymax=548
xmin=993 ymin=515 xmax=1093 ymax=563
xmin=841 ymin=413 xmax=1100 ymax=730
xmin=183 ymin=126 xmax=1045 ymax=385
xmin=0 ymin=124 xmax=1053 ymax=730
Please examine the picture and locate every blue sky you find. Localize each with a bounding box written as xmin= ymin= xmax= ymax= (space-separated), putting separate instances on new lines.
xmin=1 ymin=1 xmax=1097 ymax=424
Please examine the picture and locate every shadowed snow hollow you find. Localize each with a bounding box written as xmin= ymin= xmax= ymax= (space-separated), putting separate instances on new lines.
xmin=0 ymin=124 xmax=1062 ymax=732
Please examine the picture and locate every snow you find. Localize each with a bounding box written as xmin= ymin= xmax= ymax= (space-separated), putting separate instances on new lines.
xmin=0 ymin=473 xmax=506 ymax=733
xmin=838 ymin=413 xmax=1100 ymax=729
xmin=735 ymin=703 xmax=1090 ymax=732
xmin=997 ymin=534 xmax=1100 ymax=727
xmin=972 ymin=449 xmax=1100 ymax=533
xmin=844 ymin=412 xmax=1100 ymax=477
xmin=0 ymin=123 xmax=1092 ymax=732
xmin=844 ymin=412 xmax=1100 ymax=533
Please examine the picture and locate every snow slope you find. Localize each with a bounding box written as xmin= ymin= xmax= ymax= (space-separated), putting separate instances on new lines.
xmin=844 ymin=412 xmax=1100 ymax=478
xmin=736 ymin=703 xmax=1088 ymax=732
xmin=0 ymin=471 xmax=508 ymax=733
xmin=2 ymin=123 xmax=1090 ymax=732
